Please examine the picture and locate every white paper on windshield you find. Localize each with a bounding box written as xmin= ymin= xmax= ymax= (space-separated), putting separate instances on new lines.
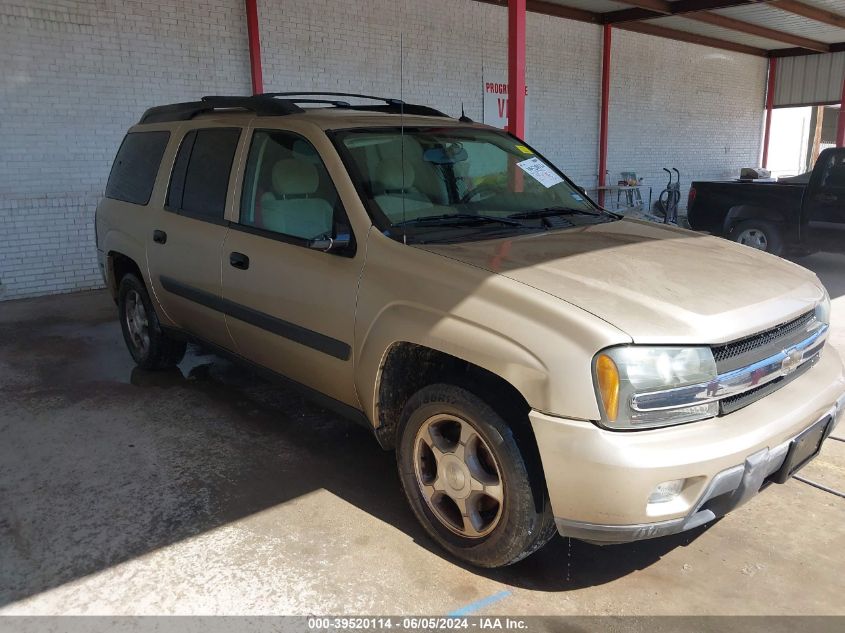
xmin=516 ymin=157 xmax=564 ymax=188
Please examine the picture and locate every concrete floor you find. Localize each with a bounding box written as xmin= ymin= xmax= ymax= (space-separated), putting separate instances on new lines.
xmin=1 ymin=254 xmax=843 ymax=616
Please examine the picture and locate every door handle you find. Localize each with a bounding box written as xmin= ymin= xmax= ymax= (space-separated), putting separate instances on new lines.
xmin=816 ymin=193 xmax=838 ymax=203
xmin=153 ymin=230 xmax=167 ymax=244
xmin=229 ymin=252 xmax=250 ymax=270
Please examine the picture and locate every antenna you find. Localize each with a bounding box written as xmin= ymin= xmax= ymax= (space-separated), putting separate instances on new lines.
xmin=400 ymin=32 xmax=407 ymax=244
xmin=459 ymin=103 xmax=473 ymax=123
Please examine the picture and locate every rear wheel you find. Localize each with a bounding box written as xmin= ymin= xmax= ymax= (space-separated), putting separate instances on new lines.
xmin=729 ymin=220 xmax=783 ymax=256
xmin=396 ymin=384 xmax=556 ymax=568
xmin=118 ymin=274 xmax=186 ymax=370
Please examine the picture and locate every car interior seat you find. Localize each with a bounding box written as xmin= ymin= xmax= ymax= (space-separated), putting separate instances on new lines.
xmin=372 ymin=161 xmax=434 ymax=222
xmin=259 ymin=160 xmax=334 ymax=239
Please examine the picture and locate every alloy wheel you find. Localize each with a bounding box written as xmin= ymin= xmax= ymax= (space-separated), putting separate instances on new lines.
xmin=413 ymin=413 xmax=504 ymax=539
xmin=736 ymin=228 xmax=768 ymax=251
xmin=124 ymin=289 xmax=150 ymax=357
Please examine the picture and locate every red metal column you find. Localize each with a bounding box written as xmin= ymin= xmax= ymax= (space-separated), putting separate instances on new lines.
xmin=762 ymin=58 xmax=777 ymax=168
xmin=507 ymin=0 xmax=526 ymax=139
xmin=837 ymin=75 xmax=845 ymax=148
xmin=598 ymin=24 xmax=612 ymax=207
xmin=245 ymin=0 xmax=264 ymax=95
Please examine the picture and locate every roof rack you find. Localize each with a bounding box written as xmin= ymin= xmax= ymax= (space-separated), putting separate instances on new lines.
xmin=263 ymin=92 xmax=451 ymax=118
xmin=138 ymin=92 xmax=450 ymax=124
xmin=264 ymin=91 xmax=405 ymax=105
xmin=139 ymin=95 xmax=303 ymax=124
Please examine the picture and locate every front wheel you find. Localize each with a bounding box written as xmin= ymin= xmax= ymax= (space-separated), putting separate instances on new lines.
xmin=396 ymin=384 xmax=556 ymax=568
xmin=729 ymin=220 xmax=784 ymax=256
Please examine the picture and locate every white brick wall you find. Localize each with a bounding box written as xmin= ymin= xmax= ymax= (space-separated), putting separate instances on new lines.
xmin=258 ymin=1 xmax=603 ymax=185
xmin=607 ymin=30 xmax=767 ymax=212
xmin=0 ymin=0 xmax=765 ymax=300
xmin=0 ymin=0 xmax=251 ymax=300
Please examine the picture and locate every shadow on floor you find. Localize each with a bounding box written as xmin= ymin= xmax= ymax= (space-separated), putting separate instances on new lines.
xmin=0 ymin=291 xmax=706 ymax=606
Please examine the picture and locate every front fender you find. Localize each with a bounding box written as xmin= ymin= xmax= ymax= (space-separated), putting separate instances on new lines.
xmin=353 ymin=229 xmax=632 ymax=427
xmin=356 ymin=302 xmax=550 ymax=426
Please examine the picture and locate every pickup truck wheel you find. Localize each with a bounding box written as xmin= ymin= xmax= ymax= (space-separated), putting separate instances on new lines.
xmin=118 ymin=274 xmax=186 ymax=370
xmin=397 ymin=384 xmax=556 ymax=568
xmin=729 ymin=220 xmax=783 ymax=256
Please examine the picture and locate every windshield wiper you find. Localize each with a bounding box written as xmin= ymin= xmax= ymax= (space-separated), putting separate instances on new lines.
xmin=507 ymin=207 xmax=601 ymax=220
xmin=394 ymin=213 xmax=523 ymax=227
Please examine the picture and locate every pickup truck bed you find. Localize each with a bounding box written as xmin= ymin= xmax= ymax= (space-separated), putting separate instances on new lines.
xmin=687 ymin=181 xmax=804 ymax=238
xmin=687 ymin=148 xmax=845 ymax=256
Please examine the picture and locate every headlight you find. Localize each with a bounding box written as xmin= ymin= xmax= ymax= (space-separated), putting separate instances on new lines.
xmin=815 ymin=288 xmax=831 ymax=325
xmin=593 ymin=346 xmax=718 ymax=430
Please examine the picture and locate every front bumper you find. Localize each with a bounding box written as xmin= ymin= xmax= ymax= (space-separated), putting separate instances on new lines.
xmin=530 ymin=346 xmax=845 ymax=545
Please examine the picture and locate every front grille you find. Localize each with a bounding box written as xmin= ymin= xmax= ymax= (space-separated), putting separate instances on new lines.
xmin=719 ymin=356 xmax=815 ymax=416
xmin=712 ymin=310 xmax=816 ymax=366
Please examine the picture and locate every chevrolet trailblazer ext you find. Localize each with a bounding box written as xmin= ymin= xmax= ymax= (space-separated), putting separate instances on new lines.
xmin=96 ymin=93 xmax=844 ymax=568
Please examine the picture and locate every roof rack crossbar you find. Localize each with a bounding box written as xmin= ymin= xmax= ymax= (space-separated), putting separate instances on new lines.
xmin=262 ymin=91 xmax=404 ymax=105
xmin=281 ymin=98 xmax=353 ymax=107
xmin=201 ymin=95 xmax=304 ymax=115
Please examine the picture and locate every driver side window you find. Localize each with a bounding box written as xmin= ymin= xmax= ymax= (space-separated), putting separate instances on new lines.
xmin=819 ymin=152 xmax=845 ymax=190
xmin=240 ymin=130 xmax=339 ymax=241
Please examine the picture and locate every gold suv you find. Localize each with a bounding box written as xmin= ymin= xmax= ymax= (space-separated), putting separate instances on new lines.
xmin=96 ymin=93 xmax=845 ymax=567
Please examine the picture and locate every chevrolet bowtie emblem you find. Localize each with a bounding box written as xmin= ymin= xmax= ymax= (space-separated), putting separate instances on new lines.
xmin=781 ymin=348 xmax=804 ymax=375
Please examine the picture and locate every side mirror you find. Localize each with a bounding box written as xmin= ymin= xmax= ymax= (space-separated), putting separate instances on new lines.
xmin=309 ymin=232 xmax=351 ymax=253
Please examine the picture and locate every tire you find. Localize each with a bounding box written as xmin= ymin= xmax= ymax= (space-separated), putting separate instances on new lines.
xmin=118 ymin=273 xmax=186 ymax=370
xmin=396 ymin=384 xmax=556 ymax=568
xmin=729 ymin=220 xmax=784 ymax=256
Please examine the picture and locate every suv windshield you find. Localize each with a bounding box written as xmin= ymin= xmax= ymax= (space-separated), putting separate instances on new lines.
xmin=335 ymin=127 xmax=616 ymax=243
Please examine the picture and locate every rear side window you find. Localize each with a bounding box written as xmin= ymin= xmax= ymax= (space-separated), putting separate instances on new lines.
xmin=105 ymin=131 xmax=170 ymax=205
xmin=167 ymin=128 xmax=241 ymax=221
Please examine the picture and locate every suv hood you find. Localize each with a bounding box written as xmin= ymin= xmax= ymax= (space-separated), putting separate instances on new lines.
xmin=416 ymin=219 xmax=824 ymax=344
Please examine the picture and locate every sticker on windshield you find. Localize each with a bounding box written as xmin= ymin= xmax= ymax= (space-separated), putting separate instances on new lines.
xmin=515 ymin=144 xmax=533 ymax=155
xmin=571 ymin=193 xmax=584 ymax=202
xmin=516 ymin=157 xmax=564 ymax=188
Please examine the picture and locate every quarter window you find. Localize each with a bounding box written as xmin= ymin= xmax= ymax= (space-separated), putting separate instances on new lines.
xmin=167 ymin=128 xmax=241 ymax=220
xmin=105 ymin=131 xmax=170 ymax=205
xmin=240 ymin=130 xmax=339 ymax=241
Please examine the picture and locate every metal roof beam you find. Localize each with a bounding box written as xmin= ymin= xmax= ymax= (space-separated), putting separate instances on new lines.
xmin=770 ymin=0 xmax=845 ymax=29
xmin=615 ymin=20 xmax=768 ymax=55
xmin=473 ymin=0 xmax=599 ymax=24
xmin=603 ymin=1 xmax=772 ymax=24
xmin=470 ymin=0 xmax=827 ymax=57
xmin=769 ymin=42 xmax=845 ymax=57
xmin=686 ymin=11 xmax=830 ymax=52
xmin=617 ymin=0 xmax=672 ymax=13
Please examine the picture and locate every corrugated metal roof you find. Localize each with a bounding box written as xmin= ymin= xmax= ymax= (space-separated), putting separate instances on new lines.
xmin=775 ymin=51 xmax=845 ymax=106
xmin=489 ymin=0 xmax=845 ymax=103
xmin=533 ymin=0 xmax=845 ymax=106
xmin=650 ymin=15 xmax=790 ymax=51
xmin=714 ymin=3 xmax=845 ymax=46
xmin=530 ymin=0 xmax=845 ymax=56
xmin=802 ymin=0 xmax=845 ymax=13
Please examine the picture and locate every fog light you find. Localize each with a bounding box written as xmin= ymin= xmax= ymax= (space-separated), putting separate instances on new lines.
xmin=648 ymin=479 xmax=685 ymax=504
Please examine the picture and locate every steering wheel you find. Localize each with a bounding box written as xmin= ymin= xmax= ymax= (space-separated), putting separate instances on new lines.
xmin=459 ymin=184 xmax=499 ymax=204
